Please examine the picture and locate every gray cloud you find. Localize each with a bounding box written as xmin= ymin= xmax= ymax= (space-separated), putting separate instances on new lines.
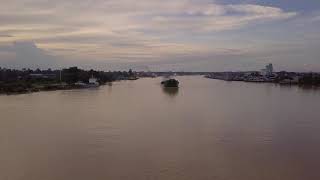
xmin=0 ymin=0 xmax=319 ymax=71
xmin=0 ymin=42 xmax=58 ymax=69
xmin=0 ymin=34 xmax=13 ymax=37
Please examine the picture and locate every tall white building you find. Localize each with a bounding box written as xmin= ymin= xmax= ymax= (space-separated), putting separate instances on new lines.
xmin=260 ymin=63 xmax=274 ymax=76
xmin=266 ymin=63 xmax=273 ymax=76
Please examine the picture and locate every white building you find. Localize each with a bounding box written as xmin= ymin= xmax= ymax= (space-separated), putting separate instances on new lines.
xmin=266 ymin=63 xmax=273 ymax=76
xmin=261 ymin=63 xmax=274 ymax=76
xmin=89 ymin=76 xmax=99 ymax=85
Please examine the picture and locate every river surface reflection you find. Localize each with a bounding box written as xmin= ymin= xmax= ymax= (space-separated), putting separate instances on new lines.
xmin=162 ymin=87 xmax=179 ymax=97
xmin=1 ymin=76 xmax=320 ymax=180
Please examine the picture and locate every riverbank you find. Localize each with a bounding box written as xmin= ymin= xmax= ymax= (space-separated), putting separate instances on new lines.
xmin=0 ymin=81 xmax=98 ymax=95
xmin=205 ymin=71 xmax=320 ymax=86
xmin=0 ymin=67 xmax=140 ymax=95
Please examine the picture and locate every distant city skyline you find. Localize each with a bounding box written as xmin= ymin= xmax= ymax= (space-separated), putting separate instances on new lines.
xmin=1 ymin=0 xmax=320 ymax=72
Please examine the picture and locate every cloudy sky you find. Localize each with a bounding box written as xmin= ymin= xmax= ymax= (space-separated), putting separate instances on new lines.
xmin=0 ymin=0 xmax=320 ymax=71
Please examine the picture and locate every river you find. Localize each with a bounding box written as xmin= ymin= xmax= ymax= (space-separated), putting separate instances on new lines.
xmin=1 ymin=76 xmax=320 ymax=180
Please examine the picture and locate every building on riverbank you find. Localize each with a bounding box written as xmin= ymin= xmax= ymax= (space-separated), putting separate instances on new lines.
xmin=261 ymin=63 xmax=274 ymax=77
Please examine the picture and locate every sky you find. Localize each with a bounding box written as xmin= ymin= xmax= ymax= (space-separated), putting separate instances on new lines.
xmin=0 ymin=0 xmax=320 ymax=71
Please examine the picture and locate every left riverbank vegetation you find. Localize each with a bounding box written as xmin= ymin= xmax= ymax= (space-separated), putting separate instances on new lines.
xmin=0 ymin=67 xmax=138 ymax=94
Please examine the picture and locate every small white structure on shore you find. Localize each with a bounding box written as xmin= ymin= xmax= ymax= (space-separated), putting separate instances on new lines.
xmin=75 ymin=81 xmax=87 ymax=87
xmin=88 ymin=76 xmax=99 ymax=87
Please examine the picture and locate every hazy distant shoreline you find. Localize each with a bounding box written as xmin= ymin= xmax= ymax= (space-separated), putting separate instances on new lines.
xmin=1 ymin=66 xmax=320 ymax=95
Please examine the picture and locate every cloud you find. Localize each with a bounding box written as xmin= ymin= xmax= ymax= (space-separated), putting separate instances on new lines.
xmin=3 ymin=0 xmax=320 ymax=72
xmin=0 ymin=34 xmax=13 ymax=37
xmin=0 ymin=41 xmax=58 ymax=69
xmin=0 ymin=1 xmax=297 ymax=55
xmin=309 ymin=15 xmax=320 ymax=22
xmin=145 ymin=3 xmax=297 ymax=32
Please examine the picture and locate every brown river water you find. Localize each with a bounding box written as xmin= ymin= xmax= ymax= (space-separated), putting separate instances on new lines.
xmin=1 ymin=76 xmax=320 ymax=180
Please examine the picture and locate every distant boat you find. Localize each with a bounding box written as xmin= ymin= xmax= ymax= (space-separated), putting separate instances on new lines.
xmin=128 ymin=76 xmax=139 ymax=80
xmin=161 ymin=79 xmax=179 ymax=88
xmin=74 ymin=81 xmax=87 ymax=88
xmin=75 ymin=77 xmax=100 ymax=88
xmin=88 ymin=76 xmax=100 ymax=87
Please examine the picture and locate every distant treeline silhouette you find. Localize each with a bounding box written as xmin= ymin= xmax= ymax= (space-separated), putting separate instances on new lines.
xmin=0 ymin=67 xmax=135 ymax=94
xmin=0 ymin=67 xmax=135 ymax=83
